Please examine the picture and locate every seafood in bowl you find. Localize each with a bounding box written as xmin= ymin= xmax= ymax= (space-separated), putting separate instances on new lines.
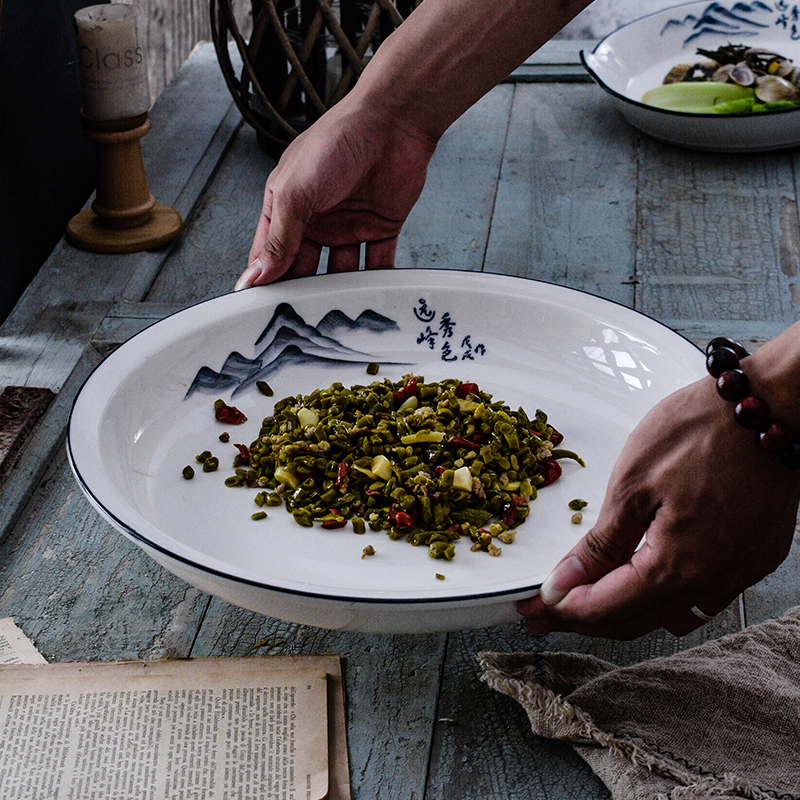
xmin=581 ymin=1 xmax=800 ymax=151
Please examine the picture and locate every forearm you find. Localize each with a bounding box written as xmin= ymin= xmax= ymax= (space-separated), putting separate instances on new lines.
xmin=348 ymin=0 xmax=595 ymax=141
xmin=744 ymin=321 xmax=800 ymax=435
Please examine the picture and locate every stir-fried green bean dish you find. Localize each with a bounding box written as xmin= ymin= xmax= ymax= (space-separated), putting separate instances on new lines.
xmin=207 ymin=376 xmax=584 ymax=561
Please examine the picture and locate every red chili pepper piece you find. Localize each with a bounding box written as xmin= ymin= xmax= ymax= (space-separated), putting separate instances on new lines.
xmin=215 ymin=403 xmax=247 ymax=424
xmin=447 ymin=524 xmax=463 ymax=534
xmin=321 ymin=514 xmax=348 ymax=529
xmin=335 ymin=462 xmax=351 ymax=486
xmin=448 ymin=436 xmax=481 ymax=451
xmin=393 ymin=379 xmax=419 ymax=406
xmin=501 ymin=502 xmax=517 ymax=526
xmin=538 ymin=459 xmax=563 ymax=487
xmin=233 ymin=443 xmax=250 ymax=463
xmin=456 ymin=382 xmax=480 ymax=398
xmin=549 ymin=427 xmax=564 ymax=446
xmin=435 ymin=465 xmax=446 ymax=476
xmin=388 ymin=504 xmax=418 ymax=530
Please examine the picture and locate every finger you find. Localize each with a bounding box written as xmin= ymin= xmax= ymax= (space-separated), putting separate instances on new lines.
xmin=235 ymin=258 xmax=267 ymax=292
xmin=524 ymin=597 xmax=695 ymax=639
xmin=520 ymin=582 xmax=738 ymax=639
xmin=238 ymin=196 xmax=274 ymax=290
xmin=537 ymin=516 xmax=649 ymax=606
xmin=248 ymin=186 xmax=274 ymax=264
xmin=536 ymin=466 xmax=658 ymax=606
xmin=281 ymin=239 xmax=323 ymax=280
xmin=327 ymin=244 xmax=362 ymax=273
xmin=252 ymin=185 xmax=311 ymax=283
xmin=365 ymin=237 xmax=397 ymax=269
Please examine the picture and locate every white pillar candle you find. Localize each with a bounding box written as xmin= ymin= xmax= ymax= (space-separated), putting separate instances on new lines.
xmin=74 ymin=4 xmax=151 ymax=120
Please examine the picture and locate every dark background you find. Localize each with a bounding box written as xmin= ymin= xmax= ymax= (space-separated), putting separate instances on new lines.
xmin=0 ymin=0 xmax=100 ymax=325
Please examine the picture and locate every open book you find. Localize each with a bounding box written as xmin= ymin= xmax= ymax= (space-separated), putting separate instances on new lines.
xmin=0 ymin=620 xmax=349 ymax=800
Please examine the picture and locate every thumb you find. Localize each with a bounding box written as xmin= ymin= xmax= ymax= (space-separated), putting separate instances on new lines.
xmin=539 ymin=507 xmax=651 ymax=606
xmin=238 ymin=187 xmax=306 ymax=289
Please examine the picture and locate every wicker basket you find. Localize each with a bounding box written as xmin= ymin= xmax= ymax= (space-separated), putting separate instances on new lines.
xmin=211 ymin=0 xmax=418 ymax=154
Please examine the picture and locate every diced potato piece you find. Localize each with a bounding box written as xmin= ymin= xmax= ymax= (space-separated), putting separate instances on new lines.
xmin=353 ymin=454 xmax=393 ymax=481
xmin=274 ymin=465 xmax=300 ymax=489
xmin=297 ymin=407 xmax=319 ymax=427
xmin=370 ymin=454 xmax=393 ymax=481
xmin=397 ymin=395 xmax=419 ymax=413
xmin=400 ymin=431 xmax=446 ymax=445
xmin=452 ymin=465 xmax=472 ymax=493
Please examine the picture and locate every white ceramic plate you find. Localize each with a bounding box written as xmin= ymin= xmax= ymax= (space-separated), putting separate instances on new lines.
xmin=582 ymin=0 xmax=800 ymax=152
xmin=67 ymin=270 xmax=703 ymax=633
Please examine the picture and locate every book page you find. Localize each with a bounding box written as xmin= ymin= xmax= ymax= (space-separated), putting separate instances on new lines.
xmin=0 ymin=618 xmax=47 ymax=665
xmin=0 ymin=655 xmax=348 ymax=800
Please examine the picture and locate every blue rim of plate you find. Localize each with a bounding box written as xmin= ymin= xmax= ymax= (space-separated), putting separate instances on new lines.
xmin=66 ymin=268 xmax=702 ymax=606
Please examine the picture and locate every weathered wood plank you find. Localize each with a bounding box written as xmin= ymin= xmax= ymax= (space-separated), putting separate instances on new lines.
xmin=0 ymin=44 xmax=238 ymax=393
xmin=506 ymin=39 xmax=595 ymax=83
xmin=484 ymin=83 xmax=638 ymax=307
xmin=397 ymin=85 xmax=514 ymax=272
xmin=90 ymin=301 xmax=191 ymax=354
xmin=744 ymin=522 xmax=800 ymax=627
xmin=190 ymin=600 xmax=447 ymax=800
xmin=428 ymin=623 xmax=612 ymax=800
xmin=635 ymin=137 xmax=800 ymax=331
xmin=0 ymin=442 xmax=210 ymax=663
xmin=145 ymin=124 xmax=275 ymax=304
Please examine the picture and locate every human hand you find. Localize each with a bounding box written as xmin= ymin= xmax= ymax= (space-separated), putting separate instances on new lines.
xmin=517 ymin=375 xmax=800 ymax=639
xmin=236 ymin=102 xmax=437 ymax=289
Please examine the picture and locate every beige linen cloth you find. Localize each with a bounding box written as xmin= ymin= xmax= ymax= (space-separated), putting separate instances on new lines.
xmin=479 ymin=606 xmax=800 ymax=800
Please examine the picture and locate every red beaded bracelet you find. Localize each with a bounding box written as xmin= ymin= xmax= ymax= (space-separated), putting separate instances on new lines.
xmin=705 ymin=337 xmax=800 ymax=470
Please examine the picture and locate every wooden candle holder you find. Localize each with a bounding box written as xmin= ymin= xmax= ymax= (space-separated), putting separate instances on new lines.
xmin=66 ymin=111 xmax=183 ymax=254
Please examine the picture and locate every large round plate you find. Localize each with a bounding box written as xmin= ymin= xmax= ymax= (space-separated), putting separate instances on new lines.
xmin=67 ymin=270 xmax=703 ymax=633
xmin=582 ymin=0 xmax=800 ymax=152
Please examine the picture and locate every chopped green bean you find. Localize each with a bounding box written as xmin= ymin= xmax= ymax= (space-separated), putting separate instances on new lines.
xmin=182 ymin=465 xmax=195 ymax=480
xmin=251 ymin=511 xmax=268 ymax=520
xmin=352 ymin=517 xmax=366 ymax=535
xmin=568 ymin=498 xmax=588 ymax=511
xmin=256 ymin=380 xmax=274 ymax=397
xmin=366 ymin=362 xmax=380 ymax=375
xmin=218 ymin=375 xmax=583 ymax=560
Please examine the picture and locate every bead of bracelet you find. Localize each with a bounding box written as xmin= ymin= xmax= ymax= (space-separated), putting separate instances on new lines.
xmin=705 ymin=336 xmax=800 ymax=470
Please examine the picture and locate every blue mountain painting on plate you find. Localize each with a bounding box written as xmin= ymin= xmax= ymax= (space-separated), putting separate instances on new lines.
xmin=186 ymin=302 xmax=405 ymax=398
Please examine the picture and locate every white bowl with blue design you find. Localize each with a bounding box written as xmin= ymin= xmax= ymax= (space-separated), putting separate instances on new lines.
xmin=581 ymin=0 xmax=800 ymax=151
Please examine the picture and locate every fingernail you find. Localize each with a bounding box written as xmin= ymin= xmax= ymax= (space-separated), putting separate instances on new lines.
xmin=235 ymin=258 xmax=264 ymax=291
xmin=539 ymin=555 xmax=586 ymax=606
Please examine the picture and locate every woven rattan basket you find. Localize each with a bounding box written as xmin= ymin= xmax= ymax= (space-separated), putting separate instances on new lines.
xmin=211 ymin=0 xmax=418 ymax=154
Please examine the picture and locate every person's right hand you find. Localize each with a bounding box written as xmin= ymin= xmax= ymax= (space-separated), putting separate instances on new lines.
xmin=236 ymin=101 xmax=438 ymax=289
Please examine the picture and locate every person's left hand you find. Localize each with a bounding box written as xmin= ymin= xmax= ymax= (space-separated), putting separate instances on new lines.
xmin=237 ymin=100 xmax=437 ymax=288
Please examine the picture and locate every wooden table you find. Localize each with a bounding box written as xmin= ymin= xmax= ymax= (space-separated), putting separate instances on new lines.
xmin=2 ymin=41 xmax=800 ymax=799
